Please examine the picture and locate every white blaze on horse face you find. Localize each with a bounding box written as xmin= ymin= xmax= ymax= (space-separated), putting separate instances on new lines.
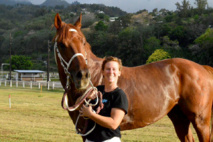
xmin=69 ymin=28 xmax=77 ymax=33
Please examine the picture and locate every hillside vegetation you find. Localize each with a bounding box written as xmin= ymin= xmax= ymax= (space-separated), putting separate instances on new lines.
xmin=0 ymin=1 xmax=213 ymax=71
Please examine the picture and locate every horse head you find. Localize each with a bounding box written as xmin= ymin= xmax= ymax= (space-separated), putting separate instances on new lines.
xmin=54 ymin=13 xmax=90 ymax=90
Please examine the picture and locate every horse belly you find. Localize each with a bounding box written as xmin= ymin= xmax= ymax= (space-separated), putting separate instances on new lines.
xmin=120 ymin=88 xmax=178 ymax=130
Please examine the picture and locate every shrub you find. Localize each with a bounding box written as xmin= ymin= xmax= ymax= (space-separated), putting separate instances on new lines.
xmin=146 ymin=49 xmax=171 ymax=64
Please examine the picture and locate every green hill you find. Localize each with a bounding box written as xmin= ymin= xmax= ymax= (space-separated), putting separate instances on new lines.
xmin=41 ymin=0 xmax=69 ymax=7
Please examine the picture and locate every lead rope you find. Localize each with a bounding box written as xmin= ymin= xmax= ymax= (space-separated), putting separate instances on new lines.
xmin=74 ymin=81 xmax=99 ymax=136
xmin=54 ymin=36 xmax=98 ymax=136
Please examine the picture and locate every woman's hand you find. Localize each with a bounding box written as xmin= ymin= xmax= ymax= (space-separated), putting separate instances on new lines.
xmin=79 ymin=104 xmax=93 ymax=118
xmin=87 ymin=89 xmax=98 ymax=100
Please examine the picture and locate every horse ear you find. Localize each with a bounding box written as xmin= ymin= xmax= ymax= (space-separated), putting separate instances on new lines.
xmin=54 ymin=13 xmax=62 ymax=30
xmin=74 ymin=13 xmax=82 ymax=29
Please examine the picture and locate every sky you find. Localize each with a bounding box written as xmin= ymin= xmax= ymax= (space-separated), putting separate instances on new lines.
xmin=29 ymin=0 xmax=213 ymax=13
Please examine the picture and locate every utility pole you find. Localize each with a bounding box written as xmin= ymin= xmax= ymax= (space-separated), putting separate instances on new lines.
xmin=47 ymin=40 xmax=51 ymax=82
xmin=1 ymin=63 xmax=9 ymax=79
xmin=9 ymin=33 xmax=12 ymax=80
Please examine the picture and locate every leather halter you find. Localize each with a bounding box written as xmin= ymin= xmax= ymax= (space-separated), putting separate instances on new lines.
xmin=54 ymin=36 xmax=87 ymax=89
xmin=54 ymin=36 xmax=96 ymax=109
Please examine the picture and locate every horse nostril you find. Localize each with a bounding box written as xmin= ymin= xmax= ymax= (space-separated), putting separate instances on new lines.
xmin=76 ymin=70 xmax=90 ymax=79
xmin=76 ymin=71 xmax=83 ymax=79
xmin=86 ymin=72 xmax=90 ymax=78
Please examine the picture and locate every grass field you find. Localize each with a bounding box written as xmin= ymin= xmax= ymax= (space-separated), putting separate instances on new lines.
xmin=0 ymin=86 xmax=198 ymax=142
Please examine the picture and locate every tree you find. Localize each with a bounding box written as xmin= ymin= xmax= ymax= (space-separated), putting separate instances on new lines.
xmin=146 ymin=49 xmax=171 ymax=64
xmin=193 ymin=28 xmax=213 ymax=65
xmin=143 ymin=36 xmax=161 ymax=58
xmin=87 ymin=30 xmax=119 ymax=59
xmin=161 ymin=36 xmax=186 ymax=58
xmin=162 ymin=36 xmax=180 ymax=49
xmin=96 ymin=13 xmax=109 ymax=21
xmin=7 ymin=55 xmax=33 ymax=70
xmin=115 ymin=26 xmax=156 ymax=66
xmin=145 ymin=37 xmax=161 ymax=49
xmin=81 ymin=13 xmax=96 ymax=28
xmin=194 ymin=28 xmax=213 ymax=47
xmin=195 ymin=0 xmax=207 ymax=14
xmin=95 ymin=21 xmax=108 ymax=31
xmin=169 ymin=26 xmax=188 ymax=46
xmin=151 ymin=8 xmax=158 ymax=16
xmin=175 ymin=0 xmax=191 ymax=17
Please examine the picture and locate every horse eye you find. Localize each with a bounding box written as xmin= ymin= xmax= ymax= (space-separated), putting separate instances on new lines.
xmin=82 ymin=39 xmax=86 ymax=46
xmin=78 ymin=37 xmax=86 ymax=45
xmin=59 ymin=43 xmax=65 ymax=49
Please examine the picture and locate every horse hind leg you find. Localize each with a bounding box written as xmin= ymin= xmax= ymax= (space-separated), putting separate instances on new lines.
xmin=168 ymin=105 xmax=195 ymax=142
xmin=211 ymin=108 xmax=213 ymax=142
xmin=190 ymin=107 xmax=211 ymax=142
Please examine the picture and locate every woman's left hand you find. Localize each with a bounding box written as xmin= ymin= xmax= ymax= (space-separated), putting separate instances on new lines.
xmin=87 ymin=89 xmax=98 ymax=100
xmin=79 ymin=104 xmax=93 ymax=117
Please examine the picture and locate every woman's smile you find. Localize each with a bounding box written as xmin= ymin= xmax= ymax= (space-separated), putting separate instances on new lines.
xmin=103 ymin=61 xmax=121 ymax=85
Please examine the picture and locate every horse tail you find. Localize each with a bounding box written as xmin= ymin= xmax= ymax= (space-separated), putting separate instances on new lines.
xmin=202 ymin=65 xmax=213 ymax=141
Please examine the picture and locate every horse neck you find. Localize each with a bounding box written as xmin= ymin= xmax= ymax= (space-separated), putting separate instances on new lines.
xmin=85 ymin=45 xmax=104 ymax=86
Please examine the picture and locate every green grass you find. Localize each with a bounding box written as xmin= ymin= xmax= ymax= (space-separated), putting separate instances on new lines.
xmin=0 ymin=86 xmax=198 ymax=142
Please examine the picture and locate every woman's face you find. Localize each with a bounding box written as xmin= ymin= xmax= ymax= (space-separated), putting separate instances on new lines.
xmin=102 ymin=61 xmax=121 ymax=84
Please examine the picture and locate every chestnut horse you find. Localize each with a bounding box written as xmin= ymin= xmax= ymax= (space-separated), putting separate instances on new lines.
xmin=54 ymin=13 xmax=213 ymax=142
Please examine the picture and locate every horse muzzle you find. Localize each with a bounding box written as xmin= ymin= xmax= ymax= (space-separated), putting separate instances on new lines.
xmin=72 ymin=69 xmax=90 ymax=90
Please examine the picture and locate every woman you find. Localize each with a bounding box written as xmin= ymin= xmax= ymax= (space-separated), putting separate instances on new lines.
xmin=79 ymin=56 xmax=128 ymax=142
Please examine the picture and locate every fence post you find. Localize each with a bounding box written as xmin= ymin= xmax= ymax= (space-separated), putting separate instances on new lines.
xmin=38 ymin=82 xmax=40 ymax=89
xmin=16 ymin=81 xmax=18 ymax=87
xmin=30 ymin=81 xmax=32 ymax=89
xmin=0 ymin=80 xmax=1 ymax=86
xmin=9 ymin=94 xmax=11 ymax=108
xmin=47 ymin=81 xmax=49 ymax=90
xmin=5 ymin=80 xmax=6 ymax=86
xmin=10 ymin=80 xmax=12 ymax=87
xmin=52 ymin=82 xmax=55 ymax=90
xmin=23 ymin=81 xmax=25 ymax=88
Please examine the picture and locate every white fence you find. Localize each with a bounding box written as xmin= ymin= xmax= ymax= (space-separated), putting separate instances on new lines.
xmin=0 ymin=80 xmax=63 ymax=90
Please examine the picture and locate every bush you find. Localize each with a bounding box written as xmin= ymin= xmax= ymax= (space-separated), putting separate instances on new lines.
xmin=146 ymin=49 xmax=171 ymax=64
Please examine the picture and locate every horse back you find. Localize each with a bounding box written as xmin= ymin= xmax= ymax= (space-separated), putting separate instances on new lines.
xmin=203 ymin=65 xmax=213 ymax=76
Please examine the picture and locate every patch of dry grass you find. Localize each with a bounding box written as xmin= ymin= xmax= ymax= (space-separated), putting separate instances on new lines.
xmin=0 ymin=86 xmax=198 ymax=142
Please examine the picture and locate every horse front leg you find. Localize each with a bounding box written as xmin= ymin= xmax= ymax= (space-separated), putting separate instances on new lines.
xmin=82 ymin=136 xmax=86 ymax=142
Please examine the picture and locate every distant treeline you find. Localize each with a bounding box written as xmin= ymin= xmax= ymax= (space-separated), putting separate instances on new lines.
xmin=0 ymin=1 xmax=213 ymax=71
